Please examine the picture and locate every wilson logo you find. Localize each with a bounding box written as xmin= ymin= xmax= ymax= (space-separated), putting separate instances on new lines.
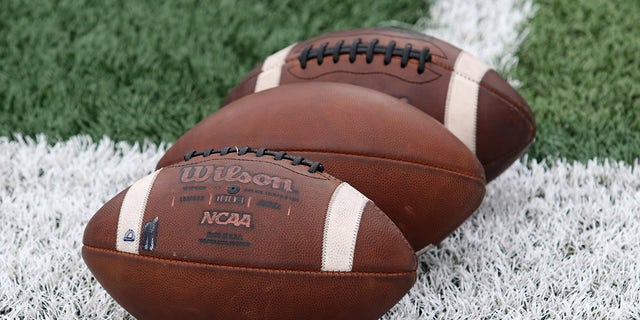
xmin=180 ymin=165 xmax=296 ymax=193
xmin=200 ymin=210 xmax=252 ymax=228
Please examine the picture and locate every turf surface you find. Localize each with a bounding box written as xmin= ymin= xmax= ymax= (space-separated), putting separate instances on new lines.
xmin=0 ymin=0 xmax=426 ymax=143
xmin=515 ymin=0 xmax=640 ymax=162
xmin=2 ymin=0 xmax=638 ymax=162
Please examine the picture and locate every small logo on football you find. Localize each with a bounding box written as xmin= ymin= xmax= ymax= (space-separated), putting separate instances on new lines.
xmin=180 ymin=165 xmax=296 ymax=193
xmin=123 ymin=229 xmax=136 ymax=242
xmin=200 ymin=210 xmax=252 ymax=229
xmin=141 ymin=217 xmax=159 ymax=252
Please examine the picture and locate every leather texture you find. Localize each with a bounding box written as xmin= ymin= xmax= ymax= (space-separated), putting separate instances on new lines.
xmin=223 ymin=27 xmax=536 ymax=181
xmin=83 ymin=246 xmax=416 ymax=320
xmin=157 ymin=82 xmax=486 ymax=251
xmin=83 ymin=151 xmax=416 ymax=319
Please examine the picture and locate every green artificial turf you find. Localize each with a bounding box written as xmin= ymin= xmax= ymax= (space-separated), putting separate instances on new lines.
xmin=0 ymin=0 xmax=426 ymax=143
xmin=515 ymin=0 xmax=640 ymax=162
xmin=2 ymin=0 xmax=638 ymax=162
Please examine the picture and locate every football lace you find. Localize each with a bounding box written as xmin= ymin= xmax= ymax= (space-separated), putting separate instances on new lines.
xmin=298 ymin=38 xmax=432 ymax=74
xmin=183 ymin=147 xmax=325 ymax=173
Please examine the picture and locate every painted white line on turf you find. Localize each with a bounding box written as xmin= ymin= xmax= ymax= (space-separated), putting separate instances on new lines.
xmin=417 ymin=0 xmax=536 ymax=77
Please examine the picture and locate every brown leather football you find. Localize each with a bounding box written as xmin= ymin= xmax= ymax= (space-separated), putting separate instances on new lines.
xmin=157 ymin=82 xmax=486 ymax=252
xmin=83 ymin=147 xmax=417 ymax=320
xmin=223 ymin=27 xmax=536 ymax=181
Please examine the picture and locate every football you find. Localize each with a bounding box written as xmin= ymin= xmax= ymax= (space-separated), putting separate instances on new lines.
xmin=157 ymin=82 xmax=486 ymax=252
xmin=83 ymin=147 xmax=417 ymax=320
xmin=223 ymin=27 xmax=536 ymax=181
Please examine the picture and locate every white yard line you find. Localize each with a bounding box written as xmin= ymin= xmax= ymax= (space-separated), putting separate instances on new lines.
xmin=0 ymin=135 xmax=163 ymax=319
xmin=417 ymin=0 xmax=536 ymax=78
xmin=385 ymin=158 xmax=640 ymax=319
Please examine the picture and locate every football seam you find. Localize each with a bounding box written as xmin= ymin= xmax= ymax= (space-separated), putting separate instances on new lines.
xmin=277 ymin=52 xmax=535 ymax=136
xmin=284 ymin=66 xmax=440 ymax=85
xmin=432 ymin=59 xmax=537 ymax=166
xmin=242 ymin=52 xmax=534 ymax=133
xmin=245 ymin=55 xmax=535 ymax=151
xmin=481 ymin=139 xmax=532 ymax=171
xmin=431 ymin=59 xmax=536 ymax=130
xmin=470 ymin=81 xmax=536 ymax=166
xmin=287 ymin=50 xmax=529 ymax=125
xmin=83 ymin=245 xmax=416 ymax=277
xmin=282 ymin=149 xmax=486 ymax=184
xmin=366 ymin=203 xmax=416 ymax=257
xmin=291 ymin=31 xmax=450 ymax=67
